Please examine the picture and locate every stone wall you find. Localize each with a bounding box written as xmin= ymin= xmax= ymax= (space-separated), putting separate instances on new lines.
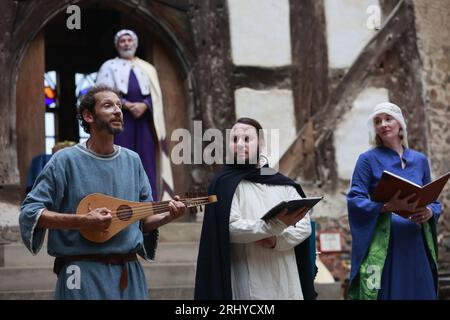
xmin=315 ymin=0 xmax=450 ymax=279
xmin=0 ymin=225 xmax=20 ymax=245
xmin=315 ymin=215 xmax=352 ymax=282
xmin=302 ymin=182 xmax=351 ymax=282
xmin=413 ymin=0 xmax=450 ymax=271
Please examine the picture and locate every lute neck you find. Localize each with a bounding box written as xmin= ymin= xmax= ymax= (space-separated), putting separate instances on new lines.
xmin=112 ymin=196 xmax=216 ymax=220
xmin=150 ymin=197 xmax=213 ymax=215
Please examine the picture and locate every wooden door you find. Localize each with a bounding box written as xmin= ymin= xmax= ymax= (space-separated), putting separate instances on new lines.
xmin=16 ymin=31 xmax=45 ymax=194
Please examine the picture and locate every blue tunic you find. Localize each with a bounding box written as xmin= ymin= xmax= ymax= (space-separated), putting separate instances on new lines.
xmin=347 ymin=146 xmax=441 ymax=300
xmin=19 ymin=143 xmax=158 ymax=300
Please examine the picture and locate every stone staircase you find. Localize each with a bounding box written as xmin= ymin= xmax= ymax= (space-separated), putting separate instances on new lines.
xmin=0 ymin=221 xmax=343 ymax=300
xmin=0 ymin=222 xmax=201 ymax=300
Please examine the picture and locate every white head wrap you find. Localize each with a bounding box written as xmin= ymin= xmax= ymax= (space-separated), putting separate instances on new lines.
xmin=114 ymin=29 xmax=138 ymax=49
xmin=367 ymin=102 xmax=408 ymax=148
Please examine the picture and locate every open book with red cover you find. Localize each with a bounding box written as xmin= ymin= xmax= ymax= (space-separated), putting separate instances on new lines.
xmin=372 ymin=170 xmax=450 ymax=218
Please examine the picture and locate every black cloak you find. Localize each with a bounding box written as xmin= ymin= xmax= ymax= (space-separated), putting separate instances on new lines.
xmin=194 ymin=164 xmax=317 ymax=300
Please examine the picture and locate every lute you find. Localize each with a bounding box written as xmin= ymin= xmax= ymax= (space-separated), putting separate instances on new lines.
xmin=76 ymin=193 xmax=217 ymax=243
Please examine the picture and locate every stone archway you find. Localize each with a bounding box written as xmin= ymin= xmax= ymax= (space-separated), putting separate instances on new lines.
xmin=7 ymin=0 xmax=196 ymax=196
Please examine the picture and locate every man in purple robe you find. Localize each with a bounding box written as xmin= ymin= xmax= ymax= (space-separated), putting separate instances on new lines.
xmin=96 ymin=29 xmax=173 ymax=201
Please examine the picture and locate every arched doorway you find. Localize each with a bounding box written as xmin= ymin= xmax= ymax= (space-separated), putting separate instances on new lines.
xmin=14 ymin=0 xmax=194 ymax=199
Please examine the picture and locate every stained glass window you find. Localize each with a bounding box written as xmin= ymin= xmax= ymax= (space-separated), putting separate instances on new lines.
xmin=75 ymin=72 xmax=97 ymax=105
xmin=75 ymin=72 xmax=97 ymax=143
xmin=44 ymin=71 xmax=58 ymax=154
xmin=44 ymin=71 xmax=57 ymax=109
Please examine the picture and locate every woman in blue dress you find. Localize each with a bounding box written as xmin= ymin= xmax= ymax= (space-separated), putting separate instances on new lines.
xmin=347 ymin=102 xmax=440 ymax=300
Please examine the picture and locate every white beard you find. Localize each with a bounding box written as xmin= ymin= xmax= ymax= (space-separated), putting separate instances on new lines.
xmin=118 ymin=47 xmax=137 ymax=59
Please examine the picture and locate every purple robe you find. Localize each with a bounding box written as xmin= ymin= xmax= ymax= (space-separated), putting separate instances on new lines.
xmin=114 ymin=69 xmax=158 ymax=200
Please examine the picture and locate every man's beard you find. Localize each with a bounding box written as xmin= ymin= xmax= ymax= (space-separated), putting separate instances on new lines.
xmin=94 ymin=116 xmax=124 ymax=134
xmin=236 ymin=154 xmax=258 ymax=165
xmin=229 ymin=148 xmax=259 ymax=166
xmin=118 ymin=47 xmax=137 ymax=59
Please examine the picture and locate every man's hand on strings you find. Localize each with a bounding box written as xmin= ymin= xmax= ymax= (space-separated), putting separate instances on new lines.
xmin=142 ymin=196 xmax=186 ymax=232
xmin=167 ymin=195 xmax=186 ymax=222
xmin=80 ymin=207 xmax=112 ymax=232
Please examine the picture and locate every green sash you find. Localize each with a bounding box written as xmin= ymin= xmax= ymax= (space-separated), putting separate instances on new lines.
xmin=348 ymin=213 xmax=438 ymax=300
xmin=423 ymin=222 xmax=437 ymax=265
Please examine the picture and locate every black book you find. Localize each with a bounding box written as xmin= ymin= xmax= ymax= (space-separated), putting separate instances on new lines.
xmin=261 ymin=197 xmax=323 ymax=222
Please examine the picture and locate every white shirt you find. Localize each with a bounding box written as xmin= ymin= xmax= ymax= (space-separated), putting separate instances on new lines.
xmin=229 ymin=180 xmax=312 ymax=300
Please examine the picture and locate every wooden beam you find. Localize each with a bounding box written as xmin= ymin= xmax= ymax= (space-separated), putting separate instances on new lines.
xmin=153 ymin=0 xmax=190 ymax=12
xmin=278 ymin=0 xmax=412 ymax=179
xmin=16 ymin=31 xmax=45 ymax=194
xmin=290 ymin=0 xmax=329 ymax=130
xmin=233 ymin=66 xmax=292 ymax=90
xmin=0 ymin=0 xmax=19 ymax=186
xmin=189 ymin=0 xmax=235 ymax=130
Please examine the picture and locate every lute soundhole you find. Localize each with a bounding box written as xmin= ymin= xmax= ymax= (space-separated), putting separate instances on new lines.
xmin=117 ymin=204 xmax=133 ymax=221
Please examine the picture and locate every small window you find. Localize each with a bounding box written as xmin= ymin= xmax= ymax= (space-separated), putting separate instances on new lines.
xmin=44 ymin=71 xmax=58 ymax=153
xmin=45 ymin=112 xmax=56 ymax=154
xmin=44 ymin=71 xmax=58 ymax=109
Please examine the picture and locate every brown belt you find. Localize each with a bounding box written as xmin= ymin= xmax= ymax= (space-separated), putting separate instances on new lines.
xmin=53 ymin=252 xmax=138 ymax=290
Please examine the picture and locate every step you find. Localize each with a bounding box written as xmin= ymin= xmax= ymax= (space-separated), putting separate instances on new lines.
xmin=0 ymin=222 xmax=201 ymax=246
xmin=315 ymin=283 xmax=343 ymax=300
xmin=1 ymin=242 xmax=199 ymax=267
xmin=0 ymin=284 xmax=338 ymax=300
xmin=1 ymin=243 xmax=52 ymax=267
xmin=0 ymin=290 xmax=54 ymax=300
xmin=0 ymin=262 xmax=196 ymax=291
xmin=150 ymin=286 xmax=194 ymax=300
xmin=155 ymin=242 xmax=199 ymax=263
xmin=158 ymin=222 xmax=202 ymax=242
xmin=0 ymin=286 xmax=194 ymax=300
